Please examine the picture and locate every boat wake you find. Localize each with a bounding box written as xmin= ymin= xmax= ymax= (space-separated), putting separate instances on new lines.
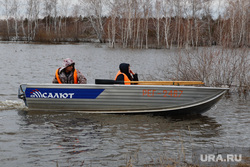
xmin=0 ymin=100 xmax=27 ymax=111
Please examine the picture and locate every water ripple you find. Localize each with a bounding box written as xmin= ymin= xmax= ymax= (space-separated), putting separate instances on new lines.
xmin=0 ymin=100 xmax=27 ymax=111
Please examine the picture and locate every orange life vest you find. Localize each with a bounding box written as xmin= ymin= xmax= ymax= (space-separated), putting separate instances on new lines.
xmin=115 ymin=71 xmax=131 ymax=85
xmin=56 ymin=68 xmax=78 ymax=84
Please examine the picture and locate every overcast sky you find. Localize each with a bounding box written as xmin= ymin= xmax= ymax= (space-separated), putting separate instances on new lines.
xmin=0 ymin=0 xmax=226 ymax=20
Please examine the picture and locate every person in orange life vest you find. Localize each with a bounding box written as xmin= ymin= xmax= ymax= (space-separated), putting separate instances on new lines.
xmin=115 ymin=63 xmax=138 ymax=85
xmin=52 ymin=58 xmax=87 ymax=84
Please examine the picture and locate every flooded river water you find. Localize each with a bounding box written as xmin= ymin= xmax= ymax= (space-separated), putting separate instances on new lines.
xmin=0 ymin=42 xmax=249 ymax=166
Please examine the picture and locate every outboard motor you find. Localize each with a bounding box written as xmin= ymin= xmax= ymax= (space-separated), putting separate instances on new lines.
xmin=18 ymin=84 xmax=27 ymax=106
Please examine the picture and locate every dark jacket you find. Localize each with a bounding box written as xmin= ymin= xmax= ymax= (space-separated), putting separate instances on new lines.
xmin=115 ymin=63 xmax=138 ymax=82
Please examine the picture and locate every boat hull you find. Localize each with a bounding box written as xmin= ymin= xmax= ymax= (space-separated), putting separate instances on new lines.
xmin=18 ymin=84 xmax=227 ymax=114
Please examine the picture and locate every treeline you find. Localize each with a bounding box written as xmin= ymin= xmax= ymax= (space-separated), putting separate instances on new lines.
xmin=0 ymin=0 xmax=249 ymax=49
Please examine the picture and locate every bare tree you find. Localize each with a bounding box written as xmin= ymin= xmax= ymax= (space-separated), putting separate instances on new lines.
xmin=154 ymin=0 xmax=161 ymax=47
xmin=141 ymin=0 xmax=151 ymax=49
xmin=107 ymin=0 xmax=120 ymax=48
xmin=202 ymin=0 xmax=213 ymax=46
xmin=26 ymin=0 xmax=33 ymax=41
xmin=182 ymin=0 xmax=191 ymax=49
xmin=33 ymin=0 xmax=41 ymax=39
xmin=173 ymin=0 xmax=184 ymax=48
xmin=20 ymin=16 xmax=26 ymax=37
xmin=2 ymin=0 xmax=11 ymax=40
xmin=132 ymin=0 xmax=140 ymax=48
xmin=214 ymin=0 xmax=225 ymax=46
xmin=43 ymin=0 xmax=53 ymax=34
xmin=10 ymin=0 xmax=20 ymax=40
xmin=122 ymin=0 xmax=133 ymax=47
xmin=79 ymin=0 xmax=105 ymax=43
xmin=59 ymin=0 xmax=71 ymax=37
xmin=26 ymin=0 xmax=41 ymax=41
xmin=72 ymin=3 xmax=81 ymax=39
xmin=51 ymin=0 xmax=58 ymax=35
xmin=232 ymin=0 xmax=249 ymax=46
xmin=135 ymin=6 xmax=142 ymax=48
xmin=190 ymin=0 xmax=203 ymax=48
xmin=162 ymin=0 xmax=173 ymax=49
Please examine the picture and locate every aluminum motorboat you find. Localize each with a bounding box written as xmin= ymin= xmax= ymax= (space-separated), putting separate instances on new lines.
xmin=18 ymin=79 xmax=228 ymax=115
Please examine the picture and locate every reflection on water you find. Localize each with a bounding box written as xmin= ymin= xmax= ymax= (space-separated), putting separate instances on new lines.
xmin=11 ymin=110 xmax=222 ymax=166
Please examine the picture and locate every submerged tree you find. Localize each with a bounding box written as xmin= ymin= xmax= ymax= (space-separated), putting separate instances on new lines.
xmin=0 ymin=0 xmax=249 ymax=48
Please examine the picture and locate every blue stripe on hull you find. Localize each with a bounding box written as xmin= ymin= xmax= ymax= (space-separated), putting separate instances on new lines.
xmin=25 ymin=88 xmax=104 ymax=99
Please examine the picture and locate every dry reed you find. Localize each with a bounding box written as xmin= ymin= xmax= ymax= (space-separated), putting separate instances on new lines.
xmin=169 ymin=47 xmax=250 ymax=95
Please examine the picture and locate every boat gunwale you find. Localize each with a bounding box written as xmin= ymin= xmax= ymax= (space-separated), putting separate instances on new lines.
xmin=21 ymin=83 xmax=230 ymax=91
